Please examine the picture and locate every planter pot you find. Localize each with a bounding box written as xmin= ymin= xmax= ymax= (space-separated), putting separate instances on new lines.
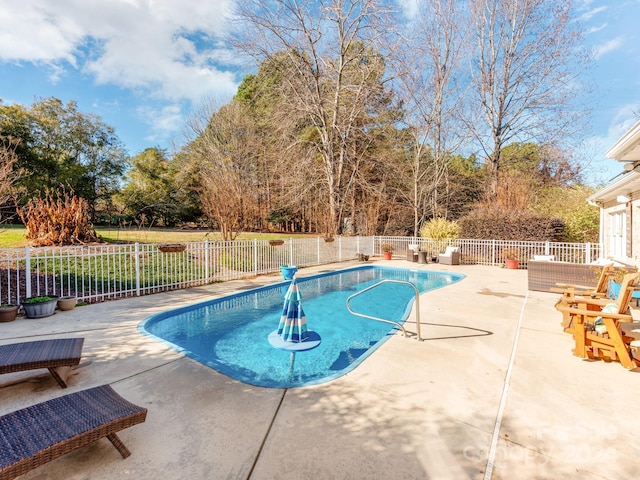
xmin=21 ymin=296 xmax=59 ymax=319
xmin=280 ymin=265 xmax=298 ymax=280
xmin=0 ymin=305 xmax=19 ymax=322
xmin=269 ymin=240 xmax=284 ymax=247
xmin=57 ymin=296 xmax=77 ymax=311
xmin=158 ymin=243 xmax=186 ymax=253
xmin=383 ymin=252 xmax=393 ymax=260
xmin=505 ymin=259 xmax=519 ymax=269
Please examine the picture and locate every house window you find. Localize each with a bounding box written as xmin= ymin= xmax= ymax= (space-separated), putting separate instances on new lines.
xmin=609 ymin=211 xmax=626 ymax=258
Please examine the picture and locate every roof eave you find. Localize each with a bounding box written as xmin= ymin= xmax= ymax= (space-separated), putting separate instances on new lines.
xmin=605 ymin=120 xmax=640 ymax=161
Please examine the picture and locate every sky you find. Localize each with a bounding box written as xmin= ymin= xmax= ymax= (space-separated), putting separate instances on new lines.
xmin=0 ymin=0 xmax=639 ymax=186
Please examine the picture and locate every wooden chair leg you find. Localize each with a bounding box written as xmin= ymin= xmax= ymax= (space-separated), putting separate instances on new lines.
xmin=573 ymin=320 xmax=588 ymax=358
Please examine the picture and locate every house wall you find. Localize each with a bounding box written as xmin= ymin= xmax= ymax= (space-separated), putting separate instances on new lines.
xmin=600 ymin=193 xmax=640 ymax=266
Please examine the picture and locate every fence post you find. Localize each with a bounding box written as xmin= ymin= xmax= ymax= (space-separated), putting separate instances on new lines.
xmin=254 ymin=239 xmax=258 ymax=276
xmin=205 ymin=240 xmax=210 ymax=281
xmin=134 ymin=243 xmax=141 ymax=296
xmin=491 ymin=239 xmax=496 ymax=266
xmin=338 ymin=236 xmax=342 ymax=262
xmin=25 ymin=246 xmax=31 ymax=299
xmin=586 ymin=243 xmax=591 ymax=264
xmin=545 ymin=241 xmax=550 ymax=256
xmin=317 ymin=237 xmax=321 ymax=265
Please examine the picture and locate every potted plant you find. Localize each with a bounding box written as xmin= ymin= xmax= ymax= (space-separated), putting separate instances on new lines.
xmin=381 ymin=243 xmax=394 ymax=260
xmin=357 ymin=253 xmax=370 ymax=262
xmin=21 ymin=295 xmax=59 ymax=318
xmin=0 ymin=304 xmax=19 ymax=322
xmin=57 ymin=296 xmax=77 ymax=311
xmin=503 ymin=248 xmax=520 ymax=269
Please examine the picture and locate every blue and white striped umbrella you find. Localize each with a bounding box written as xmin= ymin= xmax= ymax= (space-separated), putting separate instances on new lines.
xmin=277 ymin=278 xmax=309 ymax=342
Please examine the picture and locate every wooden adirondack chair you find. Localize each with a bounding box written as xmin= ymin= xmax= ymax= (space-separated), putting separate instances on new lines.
xmin=555 ymin=272 xmax=640 ymax=369
xmin=553 ymin=263 xmax=615 ymax=333
xmin=551 ymin=263 xmax=614 ymax=297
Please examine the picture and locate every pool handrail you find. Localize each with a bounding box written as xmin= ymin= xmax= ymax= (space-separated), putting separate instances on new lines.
xmin=345 ymin=279 xmax=422 ymax=341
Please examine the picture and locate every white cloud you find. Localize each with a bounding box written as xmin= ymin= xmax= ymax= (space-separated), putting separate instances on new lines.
xmin=0 ymin=0 xmax=239 ymax=102
xmin=586 ymin=23 xmax=607 ymax=35
xmin=137 ymin=103 xmax=185 ymax=145
xmin=577 ymin=5 xmax=608 ymax=22
xmin=395 ymin=0 xmax=419 ymax=19
xmin=593 ymin=37 xmax=623 ymax=59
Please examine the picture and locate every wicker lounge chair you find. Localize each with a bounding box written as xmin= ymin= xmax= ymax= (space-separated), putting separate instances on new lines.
xmin=0 ymin=338 xmax=84 ymax=388
xmin=0 ymin=384 xmax=147 ymax=480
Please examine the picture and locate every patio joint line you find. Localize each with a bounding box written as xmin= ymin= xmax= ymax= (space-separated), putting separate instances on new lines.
xmin=246 ymin=388 xmax=287 ymax=480
xmin=483 ymin=290 xmax=529 ymax=480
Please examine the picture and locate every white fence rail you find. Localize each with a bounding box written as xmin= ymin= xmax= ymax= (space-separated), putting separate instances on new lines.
xmin=0 ymin=237 xmax=600 ymax=305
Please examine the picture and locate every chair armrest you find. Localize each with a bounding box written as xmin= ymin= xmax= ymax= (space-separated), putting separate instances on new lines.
xmin=555 ymin=304 xmax=633 ymax=321
xmin=555 ymin=283 xmax=594 ymax=290
xmin=550 ymin=287 xmax=605 ymax=297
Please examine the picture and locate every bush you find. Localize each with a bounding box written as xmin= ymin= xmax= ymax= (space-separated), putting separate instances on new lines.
xmin=459 ymin=206 xmax=563 ymax=241
xmin=419 ymin=218 xmax=461 ymax=240
xmin=17 ymin=188 xmax=100 ymax=246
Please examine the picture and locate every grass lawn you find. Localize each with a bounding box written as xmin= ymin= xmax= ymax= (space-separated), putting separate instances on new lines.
xmin=0 ymin=225 xmax=317 ymax=249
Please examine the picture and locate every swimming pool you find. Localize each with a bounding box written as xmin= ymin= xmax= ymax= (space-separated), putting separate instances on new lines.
xmin=139 ymin=266 xmax=464 ymax=388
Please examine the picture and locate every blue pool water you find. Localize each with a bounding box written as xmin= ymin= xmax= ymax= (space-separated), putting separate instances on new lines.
xmin=139 ymin=266 xmax=464 ymax=388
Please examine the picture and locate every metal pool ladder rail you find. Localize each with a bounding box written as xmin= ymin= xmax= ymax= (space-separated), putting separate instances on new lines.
xmin=346 ymin=280 xmax=422 ymax=341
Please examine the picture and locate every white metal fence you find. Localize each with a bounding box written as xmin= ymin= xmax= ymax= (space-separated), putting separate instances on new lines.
xmin=0 ymin=236 xmax=600 ymax=305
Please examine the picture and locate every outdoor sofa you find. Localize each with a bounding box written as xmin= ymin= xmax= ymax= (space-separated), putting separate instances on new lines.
xmin=527 ymin=260 xmax=601 ymax=293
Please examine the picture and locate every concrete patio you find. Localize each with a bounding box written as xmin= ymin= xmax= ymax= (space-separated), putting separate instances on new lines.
xmin=1 ymin=261 xmax=639 ymax=480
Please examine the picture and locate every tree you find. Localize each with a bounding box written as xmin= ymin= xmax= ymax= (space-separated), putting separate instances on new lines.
xmin=185 ymin=100 xmax=264 ymax=240
xmin=469 ymin=0 xmax=587 ymax=199
xmin=0 ymin=98 xmax=128 ymax=219
xmin=395 ymin=0 xmax=468 ymax=234
xmin=233 ymin=0 xmax=398 ymax=236
xmin=0 ymin=136 xmax=21 ymax=222
xmin=118 ymin=148 xmax=181 ymax=227
xmin=534 ymin=184 xmax=598 ymax=242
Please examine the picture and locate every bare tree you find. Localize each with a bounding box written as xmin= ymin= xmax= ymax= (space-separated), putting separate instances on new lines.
xmin=469 ymin=0 xmax=587 ymax=198
xmin=184 ymin=100 xmax=264 ymax=240
xmin=232 ymin=0 xmax=397 ymax=236
xmin=394 ymin=0 xmax=469 ymax=234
